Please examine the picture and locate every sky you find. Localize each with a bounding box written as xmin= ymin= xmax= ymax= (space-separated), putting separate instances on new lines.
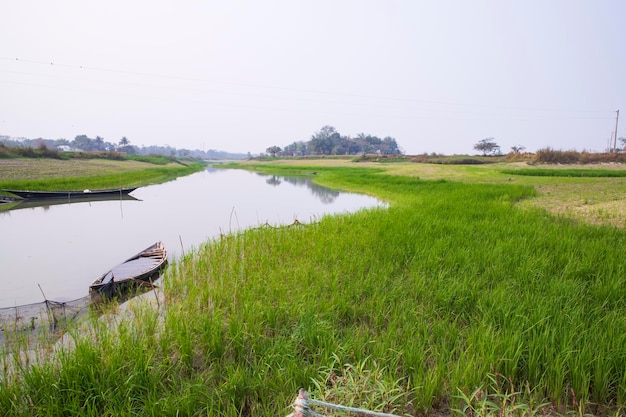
xmin=1 ymin=1 xmax=624 ymax=155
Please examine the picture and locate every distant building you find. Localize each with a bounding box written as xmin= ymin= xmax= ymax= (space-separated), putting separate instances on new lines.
xmin=57 ymin=145 xmax=80 ymax=152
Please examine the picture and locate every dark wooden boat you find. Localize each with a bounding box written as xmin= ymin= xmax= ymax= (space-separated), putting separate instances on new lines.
xmin=2 ymin=187 xmax=138 ymax=200
xmin=0 ymin=194 xmax=139 ymax=212
xmin=89 ymin=242 xmax=167 ymax=300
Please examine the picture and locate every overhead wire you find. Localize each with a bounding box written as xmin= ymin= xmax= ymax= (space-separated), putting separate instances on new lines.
xmin=0 ymin=56 xmax=616 ymax=120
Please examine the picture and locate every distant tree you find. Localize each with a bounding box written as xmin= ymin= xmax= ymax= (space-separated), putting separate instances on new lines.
xmin=55 ymin=138 xmax=71 ymax=147
xmin=381 ymin=136 xmax=401 ymax=154
xmin=117 ymin=136 xmax=136 ymax=154
xmin=511 ymin=145 xmax=526 ymax=154
xmin=72 ymin=134 xmax=94 ymax=151
xmin=268 ymin=126 xmax=404 ymax=157
xmin=283 ymin=141 xmax=307 ymax=156
xmin=94 ymin=136 xmax=105 ymax=151
xmin=35 ymin=139 xmax=47 ymax=149
xmin=619 ymin=137 xmax=626 ymax=150
xmin=266 ymin=146 xmax=282 ymax=157
xmin=474 ymin=137 xmax=501 ymax=156
xmin=309 ymin=125 xmax=340 ymax=155
xmin=354 ymin=133 xmax=382 ymax=154
xmin=342 ymin=136 xmax=362 ymax=155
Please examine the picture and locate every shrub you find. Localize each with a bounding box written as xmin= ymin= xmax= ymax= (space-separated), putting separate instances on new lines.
xmin=535 ymin=148 xmax=626 ymax=164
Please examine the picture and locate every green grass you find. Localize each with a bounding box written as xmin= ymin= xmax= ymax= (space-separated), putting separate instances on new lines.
xmin=0 ymin=161 xmax=206 ymax=192
xmin=122 ymin=154 xmax=182 ymax=165
xmin=1 ymin=163 xmax=625 ymax=416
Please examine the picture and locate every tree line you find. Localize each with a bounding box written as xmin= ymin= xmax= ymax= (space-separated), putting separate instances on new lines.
xmin=266 ymin=126 xmax=403 ymax=157
xmin=0 ymin=134 xmax=247 ymax=160
xmin=0 ymin=134 xmax=136 ymax=154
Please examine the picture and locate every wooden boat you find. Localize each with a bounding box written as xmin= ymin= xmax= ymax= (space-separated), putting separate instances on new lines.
xmin=2 ymin=187 xmax=138 ymax=200
xmin=0 ymin=194 xmax=139 ymax=212
xmin=89 ymin=242 xmax=167 ymax=300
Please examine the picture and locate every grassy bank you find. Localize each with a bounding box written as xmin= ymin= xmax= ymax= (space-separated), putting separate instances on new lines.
xmin=1 ymin=161 xmax=625 ymax=416
xmin=0 ymin=158 xmax=207 ymax=194
xmin=233 ymin=158 xmax=626 ymax=228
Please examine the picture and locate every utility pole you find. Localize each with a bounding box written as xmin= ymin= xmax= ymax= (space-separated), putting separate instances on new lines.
xmin=614 ymin=110 xmax=620 ymax=152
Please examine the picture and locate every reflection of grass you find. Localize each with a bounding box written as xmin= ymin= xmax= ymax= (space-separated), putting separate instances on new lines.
xmin=239 ymin=159 xmax=626 ymax=229
xmin=1 ymin=161 xmax=625 ymax=415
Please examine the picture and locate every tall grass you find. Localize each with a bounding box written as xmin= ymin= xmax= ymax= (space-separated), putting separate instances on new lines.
xmin=502 ymin=168 xmax=626 ymax=178
xmin=1 ymin=166 xmax=624 ymax=416
xmin=535 ymin=148 xmax=626 ymax=164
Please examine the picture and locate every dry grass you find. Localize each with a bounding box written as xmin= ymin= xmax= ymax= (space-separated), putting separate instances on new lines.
xmin=521 ymin=181 xmax=626 ymax=227
xmin=0 ymin=158 xmax=173 ymax=182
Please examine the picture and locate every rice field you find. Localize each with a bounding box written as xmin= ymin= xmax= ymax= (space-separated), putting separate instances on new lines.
xmin=1 ymin=160 xmax=625 ymax=416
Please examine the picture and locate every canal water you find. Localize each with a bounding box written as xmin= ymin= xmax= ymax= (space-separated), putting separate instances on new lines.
xmin=0 ymin=167 xmax=382 ymax=306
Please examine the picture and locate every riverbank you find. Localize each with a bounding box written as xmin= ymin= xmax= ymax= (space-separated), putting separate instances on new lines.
xmin=233 ymin=158 xmax=626 ymax=228
xmin=1 ymin=159 xmax=625 ymax=416
xmin=0 ymin=157 xmax=207 ymax=197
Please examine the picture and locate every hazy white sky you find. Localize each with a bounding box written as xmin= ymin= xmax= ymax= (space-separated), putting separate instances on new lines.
xmin=1 ymin=1 xmax=624 ymax=155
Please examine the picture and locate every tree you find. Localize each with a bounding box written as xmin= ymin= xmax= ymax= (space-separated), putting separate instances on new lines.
xmin=381 ymin=137 xmax=401 ymax=154
xmin=333 ymin=136 xmax=360 ymax=155
xmin=474 ymin=138 xmax=501 ymax=156
xmin=94 ymin=136 xmax=106 ymax=151
xmin=511 ymin=145 xmax=526 ymax=154
xmin=72 ymin=134 xmax=94 ymax=151
xmin=354 ymin=133 xmax=373 ymax=154
xmin=118 ymin=137 xmax=136 ymax=154
xmin=266 ymin=146 xmax=282 ymax=157
xmin=283 ymin=141 xmax=307 ymax=156
xmin=269 ymin=126 xmax=405 ymax=157
xmin=309 ymin=125 xmax=340 ymax=155
xmin=342 ymin=136 xmax=361 ymax=155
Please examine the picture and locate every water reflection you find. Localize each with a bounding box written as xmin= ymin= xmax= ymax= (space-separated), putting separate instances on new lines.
xmin=265 ymin=176 xmax=282 ymax=187
xmin=262 ymin=175 xmax=340 ymax=204
xmin=0 ymin=194 xmax=139 ymax=213
xmin=0 ymin=167 xmax=382 ymax=306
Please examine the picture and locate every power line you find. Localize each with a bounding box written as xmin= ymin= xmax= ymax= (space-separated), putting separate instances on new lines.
xmin=0 ymin=56 xmax=616 ymax=116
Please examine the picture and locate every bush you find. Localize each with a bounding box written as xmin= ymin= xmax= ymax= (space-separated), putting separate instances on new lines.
xmin=535 ymin=148 xmax=626 ymax=164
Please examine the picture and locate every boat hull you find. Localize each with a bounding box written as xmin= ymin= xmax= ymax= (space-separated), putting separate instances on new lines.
xmin=89 ymin=242 xmax=167 ymax=301
xmin=0 ymin=194 xmax=139 ymax=212
xmin=2 ymin=187 xmax=138 ymax=200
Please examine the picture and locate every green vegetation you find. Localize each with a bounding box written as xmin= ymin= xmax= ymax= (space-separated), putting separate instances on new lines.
xmin=122 ymin=154 xmax=183 ymax=165
xmin=257 ymin=147 xmax=626 ymax=166
xmin=0 ymin=142 xmax=184 ymax=165
xmin=0 ymin=142 xmax=67 ymax=159
xmin=0 ymin=158 xmax=206 ymax=193
xmin=266 ymin=125 xmax=402 ymax=157
xmin=1 ymin=161 xmax=626 ymax=416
